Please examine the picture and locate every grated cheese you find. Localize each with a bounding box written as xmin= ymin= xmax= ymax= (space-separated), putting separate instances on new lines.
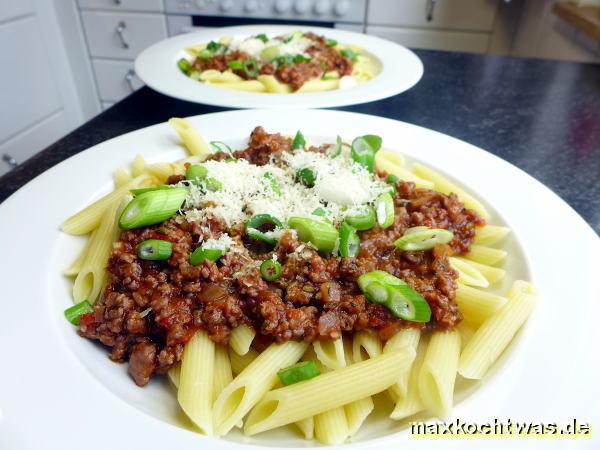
xmin=182 ymin=146 xmax=389 ymax=228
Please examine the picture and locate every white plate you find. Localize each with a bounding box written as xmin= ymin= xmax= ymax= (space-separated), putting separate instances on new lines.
xmin=0 ymin=110 xmax=599 ymax=450
xmin=135 ymin=25 xmax=423 ymax=109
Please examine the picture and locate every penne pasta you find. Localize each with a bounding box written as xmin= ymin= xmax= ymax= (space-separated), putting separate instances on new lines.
xmin=229 ymin=324 xmax=256 ymax=356
xmin=73 ymin=195 xmax=129 ymax=304
xmin=200 ymin=69 xmax=244 ymax=83
xmin=213 ymin=345 xmax=233 ymax=403
xmin=295 ymin=416 xmax=314 ymax=440
xmin=384 ymin=328 xmax=420 ymax=399
xmin=352 ymin=330 xmax=382 ymax=362
xmin=474 ymin=225 xmax=511 ymax=246
xmin=144 ymin=162 xmax=178 ymax=182
xmin=178 ymin=330 xmax=215 ymax=435
xmin=376 ymin=149 xmax=405 ymax=167
xmin=296 ymin=78 xmax=339 ymax=93
xmin=390 ymin=339 xmax=427 ymax=420
xmin=131 ymin=154 xmax=146 ymax=177
xmin=169 ymin=117 xmax=212 ymax=158
xmin=375 ymin=157 xmax=434 ymax=188
xmin=417 ymin=330 xmax=461 ymax=418
xmin=229 ymin=347 xmax=259 ymax=375
xmin=455 ymin=284 xmax=507 ymax=325
xmin=213 ymin=341 xmax=307 ymax=436
xmin=459 ymin=280 xmax=536 ymax=379
xmin=464 ymin=244 xmax=508 ymax=266
xmin=453 ymin=257 xmax=506 ymax=284
xmin=314 ymin=338 xmax=346 ymax=369
xmin=456 ymin=321 xmax=476 ymax=350
xmin=168 ymin=363 xmax=180 ymax=388
xmin=61 ymin=174 xmax=152 ymax=235
xmin=313 ymin=359 xmax=349 ymax=445
xmin=113 ymin=167 xmax=132 ymax=188
xmin=208 ymin=80 xmax=267 ymax=92
xmin=63 ymin=237 xmax=91 ymax=277
xmin=244 ymin=348 xmax=416 ymax=436
xmin=345 ymin=396 xmax=374 ymax=438
xmin=449 ymin=257 xmax=489 ymax=288
xmin=257 ymin=75 xmax=292 ymax=93
xmin=411 ymin=162 xmax=490 ymax=220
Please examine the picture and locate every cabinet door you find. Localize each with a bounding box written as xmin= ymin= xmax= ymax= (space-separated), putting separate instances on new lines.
xmin=0 ymin=0 xmax=84 ymax=177
xmin=77 ymin=0 xmax=165 ymax=12
xmin=93 ymin=60 xmax=144 ymax=102
xmin=367 ymin=0 xmax=499 ymax=32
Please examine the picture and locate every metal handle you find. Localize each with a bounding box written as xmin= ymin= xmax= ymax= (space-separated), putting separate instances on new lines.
xmin=3 ymin=154 xmax=18 ymax=169
xmin=115 ymin=0 xmax=122 ymax=4
xmin=125 ymin=69 xmax=136 ymax=92
xmin=426 ymin=0 xmax=437 ymax=22
xmin=116 ymin=21 xmax=129 ymax=49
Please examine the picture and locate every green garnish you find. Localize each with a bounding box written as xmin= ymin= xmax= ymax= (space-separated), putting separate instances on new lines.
xmin=394 ymin=227 xmax=454 ymax=251
xmin=64 ymin=300 xmax=94 ymax=325
xmin=136 ymin=239 xmax=173 ymax=261
xmin=277 ymin=360 xmax=320 ymax=385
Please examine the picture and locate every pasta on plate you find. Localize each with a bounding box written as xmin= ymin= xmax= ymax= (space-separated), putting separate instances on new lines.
xmin=176 ymin=31 xmax=379 ymax=94
xmin=61 ymin=119 xmax=536 ymax=444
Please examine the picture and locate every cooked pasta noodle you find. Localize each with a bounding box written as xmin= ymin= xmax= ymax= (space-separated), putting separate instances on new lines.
xmin=464 ymin=244 xmax=508 ymax=266
xmin=474 ymin=225 xmax=511 ymax=246
xmin=229 ymin=347 xmax=259 ymax=375
xmin=375 ymin=157 xmax=434 ymax=188
xmin=131 ymin=154 xmax=147 ymax=177
xmin=169 ymin=118 xmax=212 ymax=158
xmin=352 ymin=330 xmax=382 ymax=362
xmin=113 ymin=167 xmax=132 ymax=188
xmin=229 ymin=324 xmax=256 ymax=356
xmin=384 ymin=327 xmax=420 ymax=399
xmin=459 ymin=281 xmax=536 ymax=379
xmin=390 ymin=339 xmax=427 ymax=420
xmin=453 ymin=257 xmax=506 ymax=284
xmin=449 ymin=256 xmax=489 ymax=288
xmin=213 ymin=345 xmax=233 ymax=403
xmin=455 ymin=284 xmax=507 ymax=324
xmin=314 ymin=338 xmax=346 ymax=370
xmin=313 ymin=359 xmax=349 ymax=445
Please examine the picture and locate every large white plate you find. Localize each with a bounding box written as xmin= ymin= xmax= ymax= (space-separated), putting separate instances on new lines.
xmin=135 ymin=25 xmax=423 ymax=108
xmin=0 ymin=110 xmax=598 ymax=450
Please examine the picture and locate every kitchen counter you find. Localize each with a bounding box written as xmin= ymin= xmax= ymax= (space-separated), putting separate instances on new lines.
xmin=1 ymin=49 xmax=599 ymax=233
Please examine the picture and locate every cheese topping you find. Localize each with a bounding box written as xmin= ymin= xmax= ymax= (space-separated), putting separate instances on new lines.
xmin=183 ymin=146 xmax=389 ymax=228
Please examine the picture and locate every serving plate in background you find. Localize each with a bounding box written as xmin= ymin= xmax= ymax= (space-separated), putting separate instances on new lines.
xmin=0 ymin=110 xmax=598 ymax=450
xmin=135 ymin=25 xmax=423 ymax=109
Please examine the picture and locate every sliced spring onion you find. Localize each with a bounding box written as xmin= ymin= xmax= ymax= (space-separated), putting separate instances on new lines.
xmin=341 ymin=48 xmax=358 ymax=61
xmin=261 ymin=45 xmax=280 ymax=62
xmin=185 ymin=164 xmax=208 ymax=182
xmin=312 ymin=207 xmax=332 ymax=224
xmin=119 ymin=187 xmax=188 ymax=230
xmin=198 ymin=49 xmax=213 ymax=59
xmin=344 ymin=206 xmax=376 ymax=230
xmin=292 ymin=130 xmax=306 ymax=150
xmin=326 ymin=38 xmax=338 ymax=47
xmin=357 ymin=270 xmax=431 ymax=322
xmin=190 ymin=247 xmax=223 ymax=265
xmin=386 ymin=174 xmax=400 ymax=195
xmin=255 ymin=33 xmax=269 ymax=43
xmin=130 ymin=185 xmax=177 ymax=196
xmin=136 ymin=239 xmax=172 ymax=261
xmin=394 ymin=226 xmax=454 ymax=251
xmin=263 ymin=172 xmax=281 ymax=196
xmin=296 ymin=167 xmax=316 ymax=187
xmin=228 ymin=59 xmax=244 ymax=70
xmin=243 ymin=59 xmax=259 ymax=78
xmin=246 ymin=214 xmax=284 ymax=246
xmin=204 ymin=177 xmax=222 ymax=192
xmin=288 ymin=217 xmax=339 ymax=253
xmin=210 ymin=141 xmax=234 ymax=155
xmin=386 ymin=284 xmax=431 ymax=322
xmin=177 ymin=58 xmax=191 ymax=74
xmin=327 ymin=135 xmax=343 ymax=158
xmin=277 ymin=360 xmax=320 ymax=386
xmin=206 ymin=41 xmax=222 ymax=52
xmin=283 ymin=31 xmax=303 ymax=43
xmin=339 ymin=222 xmax=360 ymax=257
xmin=273 ymin=54 xmax=294 ymax=67
xmin=64 ymin=300 xmax=93 ymax=325
xmin=375 ymin=192 xmax=395 ymax=229
xmin=260 ymin=259 xmax=282 ymax=281
xmin=293 ymin=54 xmax=311 ymax=63
xmin=351 ymin=135 xmax=382 ymax=173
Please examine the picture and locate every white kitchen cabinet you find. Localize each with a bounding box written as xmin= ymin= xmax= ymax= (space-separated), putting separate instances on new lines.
xmin=0 ymin=0 xmax=93 ymax=177
xmin=77 ymin=0 xmax=164 ymax=12
xmin=93 ymin=59 xmax=144 ymax=102
xmin=366 ymin=25 xmax=491 ymax=53
xmin=367 ymin=0 xmax=500 ymax=32
xmin=81 ymin=11 xmax=168 ymax=60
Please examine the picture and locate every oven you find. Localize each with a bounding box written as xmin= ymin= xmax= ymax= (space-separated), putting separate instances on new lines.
xmin=164 ymin=0 xmax=368 ymax=36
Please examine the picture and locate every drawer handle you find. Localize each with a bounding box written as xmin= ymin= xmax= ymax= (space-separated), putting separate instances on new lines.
xmin=426 ymin=0 xmax=437 ymax=22
xmin=115 ymin=0 xmax=122 ymax=4
xmin=2 ymin=154 xmax=18 ymax=169
xmin=116 ymin=21 xmax=129 ymax=49
xmin=125 ymin=69 xmax=136 ymax=92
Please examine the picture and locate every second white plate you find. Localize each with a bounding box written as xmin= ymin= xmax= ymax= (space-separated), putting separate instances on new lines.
xmin=135 ymin=25 xmax=423 ymax=109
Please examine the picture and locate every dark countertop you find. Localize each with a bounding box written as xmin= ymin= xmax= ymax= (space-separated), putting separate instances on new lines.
xmin=1 ymin=50 xmax=599 ymax=233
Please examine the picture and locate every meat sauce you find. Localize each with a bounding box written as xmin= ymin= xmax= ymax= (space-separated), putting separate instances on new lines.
xmin=78 ymin=127 xmax=485 ymax=386
xmin=192 ymin=33 xmax=354 ymax=91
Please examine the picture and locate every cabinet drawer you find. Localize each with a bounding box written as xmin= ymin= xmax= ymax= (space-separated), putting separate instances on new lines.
xmin=81 ymin=11 xmax=167 ymax=59
xmin=77 ymin=0 xmax=164 ymax=12
xmin=366 ymin=26 xmax=490 ymax=54
xmin=367 ymin=0 xmax=499 ymax=32
xmin=92 ymin=59 xmax=144 ymax=101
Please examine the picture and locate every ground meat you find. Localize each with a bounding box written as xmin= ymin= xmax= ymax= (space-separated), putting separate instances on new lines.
xmin=79 ymin=126 xmax=485 ymax=385
xmin=191 ymin=32 xmax=354 ymax=91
